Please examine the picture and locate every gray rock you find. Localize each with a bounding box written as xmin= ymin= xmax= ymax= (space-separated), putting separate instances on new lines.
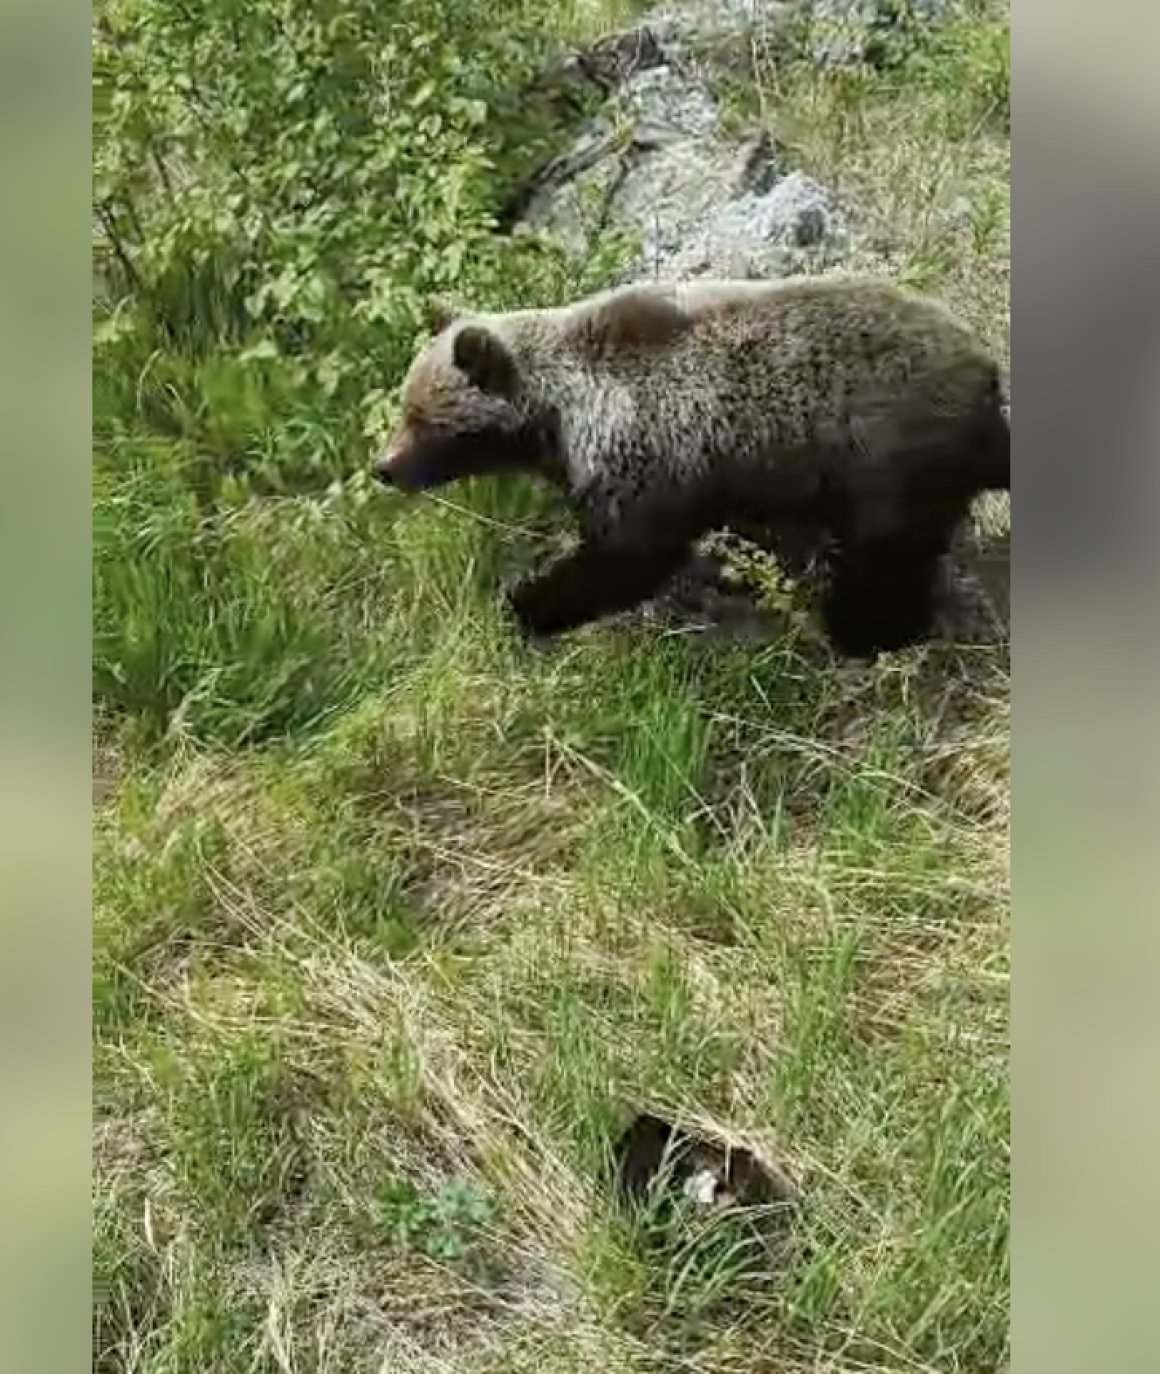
xmin=642 ymin=0 xmax=955 ymax=70
xmin=809 ymin=0 xmax=952 ymax=19
xmin=522 ymin=69 xmax=747 ymax=270
xmin=661 ymin=172 xmax=848 ymax=278
xmin=622 ymin=64 xmax=721 ymax=138
xmin=557 ymin=25 xmax=670 ymax=91
xmin=647 ymin=0 xmax=796 ymax=51
xmin=808 ymin=0 xmax=880 ymax=65
xmin=806 ymin=0 xmax=956 ymax=67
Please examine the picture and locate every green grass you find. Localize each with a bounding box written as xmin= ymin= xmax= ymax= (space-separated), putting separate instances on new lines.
xmin=94 ymin=3 xmax=1009 ymax=1371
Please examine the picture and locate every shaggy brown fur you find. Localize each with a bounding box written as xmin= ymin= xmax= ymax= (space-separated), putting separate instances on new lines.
xmin=374 ymin=275 xmax=1009 ymax=657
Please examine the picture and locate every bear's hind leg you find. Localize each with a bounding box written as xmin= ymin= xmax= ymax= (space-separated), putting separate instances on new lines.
xmin=822 ymin=525 xmax=952 ymax=659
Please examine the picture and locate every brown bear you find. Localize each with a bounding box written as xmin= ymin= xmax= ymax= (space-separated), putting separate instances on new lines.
xmin=373 ymin=274 xmax=1009 ymax=657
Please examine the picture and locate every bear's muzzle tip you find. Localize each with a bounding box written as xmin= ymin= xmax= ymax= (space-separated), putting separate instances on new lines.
xmin=372 ymin=447 xmax=402 ymax=486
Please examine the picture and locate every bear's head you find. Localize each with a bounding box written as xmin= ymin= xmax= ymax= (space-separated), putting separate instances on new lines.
xmin=374 ymin=304 xmax=545 ymax=493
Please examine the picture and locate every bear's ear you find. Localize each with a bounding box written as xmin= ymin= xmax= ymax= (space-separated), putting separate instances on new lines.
xmin=452 ymin=325 xmax=519 ymax=396
xmin=424 ymin=296 xmax=459 ymax=335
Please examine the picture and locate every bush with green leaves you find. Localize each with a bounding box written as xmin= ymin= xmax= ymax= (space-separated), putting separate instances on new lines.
xmin=92 ymin=0 xmax=633 ymax=743
xmin=95 ymin=1 xmax=593 ymax=438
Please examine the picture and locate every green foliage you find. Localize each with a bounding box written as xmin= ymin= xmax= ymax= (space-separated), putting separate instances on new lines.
xmin=376 ymin=1174 xmax=496 ymax=1265
xmin=93 ymin=461 xmax=388 ymax=744
xmin=157 ymin=1032 xmax=310 ymax=1245
xmin=92 ymin=0 xmax=634 ymax=462
xmin=94 ymin=1225 xmax=267 ymax=1374
xmin=93 ymin=789 xmax=230 ymax=1030
xmin=967 ymin=181 xmax=1010 ymax=258
xmin=91 ymin=0 xmax=635 ymax=745
xmin=901 ymin=3 xmax=1010 ymax=134
xmin=95 ymin=1 xmax=552 ymax=382
xmin=788 ymin=1 xmax=1009 ymax=137
xmin=634 ymin=1201 xmax=784 ymax=1325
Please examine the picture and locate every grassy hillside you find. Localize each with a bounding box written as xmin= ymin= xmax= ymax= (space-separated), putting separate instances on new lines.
xmin=93 ymin=3 xmax=1010 ymax=1371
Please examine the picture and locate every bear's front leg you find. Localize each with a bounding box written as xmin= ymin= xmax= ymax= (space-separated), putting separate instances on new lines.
xmin=506 ymin=539 xmax=692 ymax=639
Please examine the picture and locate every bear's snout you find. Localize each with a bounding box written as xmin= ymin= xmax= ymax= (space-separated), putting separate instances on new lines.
xmin=372 ymin=430 xmax=467 ymax=493
xmin=372 ymin=441 xmax=412 ymax=488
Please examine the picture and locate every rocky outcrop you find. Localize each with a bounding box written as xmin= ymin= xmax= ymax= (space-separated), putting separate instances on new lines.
xmin=508 ymin=0 xmax=963 ymax=280
xmin=516 ymin=7 xmax=852 ymax=284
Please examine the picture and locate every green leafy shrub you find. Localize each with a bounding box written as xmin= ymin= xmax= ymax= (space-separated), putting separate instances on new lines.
xmin=92 ymin=0 xmax=637 ymax=742
xmin=95 ymin=1 xmax=556 ymax=375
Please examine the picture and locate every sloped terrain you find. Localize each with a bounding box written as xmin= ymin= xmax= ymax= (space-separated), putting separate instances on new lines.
xmin=94 ymin=3 xmax=1010 ymax=1370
